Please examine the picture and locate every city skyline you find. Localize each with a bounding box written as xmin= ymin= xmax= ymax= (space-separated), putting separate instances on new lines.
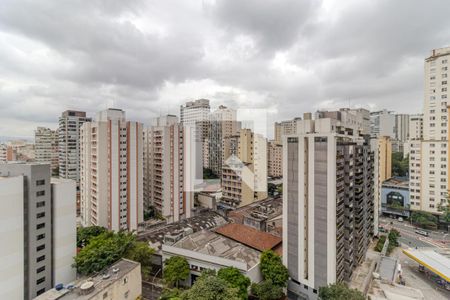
xmin=1 ymin=0 xmax=450 ymax=137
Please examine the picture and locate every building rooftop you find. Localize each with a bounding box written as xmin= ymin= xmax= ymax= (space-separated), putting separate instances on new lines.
xmin=137 ymin=211 xmax=228 ymax=252
xmin=215 ymin=223 xmax=282 ymax=252
xmin=229 ymin=197 xmax=282 ymax=223
xmin=171 ymin=229 xmax=261 ymax=269
xmin=402 ymin=248 xmax=450 ymax=282
xmin=34 ymin=259 xmax=140 ymax=300
xmin=382 ymin=177 xmax=409 ymax=189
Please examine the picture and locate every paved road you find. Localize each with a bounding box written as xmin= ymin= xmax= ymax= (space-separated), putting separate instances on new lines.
xmin=379 ymin=217 xmax=450 ymax=249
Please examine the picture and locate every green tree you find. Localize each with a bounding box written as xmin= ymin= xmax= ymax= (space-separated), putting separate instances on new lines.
xmin=319 ymin=283 xmax=365 ymax=300
xmin=411 ymin=210 xmax=438 ymax=229
xmin=73 ymin=231 xmax=135 ymax=275
xmin=77 ymin=226 xmax=107 ymax=248
xmin=163 ymin=256 xmax=190 ymax=288
xmin=160 ymin=288 xmax=183 ymax=300
xmin=392 ymin=152 xmax=409 ymax=177
xmin=250 ymin=280 xmax=283 ymax=300
xmin=217 ymin=267 xmax=251 ymax=299
xmin=124 ymin=241 xmax=154 ymax=280
xmin=181 ymin=273 xmax=240 ymax=300
xmin=260 ymin=250 xmax=289 ymax=287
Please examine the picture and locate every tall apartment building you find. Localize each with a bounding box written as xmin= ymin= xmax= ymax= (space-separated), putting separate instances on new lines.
xmin=370 ymin=110 xmax=395 ymax=138
xmin=209 ymin=105 xmax=240 ymax=176
xmin=267 ymin=141 xmax=283 ymax=178
xmin=274 ymin=117 xmax=302 ymax=144
xmin=0 ymin=163 xmax=76 ymax=299
xmin=372 ymin=136 xmax=392 ymax=235
xmin=283 ymin=116 xmax=374 ymax=300
xmin=409 ymin=47 xmax=450 ymax=213
xmin=316 ymin=108 xmax=371 ymax=136
xmin=80 ymin=109 xmax=143 ymax=231
xmin=143 ymin=115 xmax=193 ymax=223
xmin=220 ymin=129 xmax=268 ymax=209
xmin=35 ymin=127 xmax=59 ymax=176
xmin=180 ymin=99 xmax=210 ymax=174
xmin=394 ymin=114 xmax=410 ymax=142
xmin=58 ymin=110 xmax=91 ymax=185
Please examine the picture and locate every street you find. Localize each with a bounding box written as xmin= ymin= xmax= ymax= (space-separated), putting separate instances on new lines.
xmin=379 ymin=217 xmax=450 ymax=249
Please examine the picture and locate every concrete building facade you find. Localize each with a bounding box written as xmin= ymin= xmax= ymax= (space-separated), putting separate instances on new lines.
xmin=0 ymin=163 xmax=76 ymax=299
xmin=80 ymin=109 xmax=143 ymax=232
xmin=180 ymin=99 xmax=210 ymax=174
xmin=209 ymin=105 xmax=240 ymax=176
xmin=283 ymin=117 xmax=374 ymax=300
xmin=370 ymin=110 xmax=395 ymax=138
xmin=143 ymin=115 xmax=193 ymax=223
xmin=274 ymin=117 xmax=302 ymax=144
xmin=35 ymin=127 xmax=59 ymax=176
xmin=220 ymin=129 xmax=268 ymax=209
xmin=267 ymin=141 xmax=283 ymax=178
xmin=58 ymin=110 xmax=91 ymax=185
xmin=409 ymin=47 xmax=450 ymax=213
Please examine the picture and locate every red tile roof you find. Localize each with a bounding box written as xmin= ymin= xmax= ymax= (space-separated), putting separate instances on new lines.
xmin=215 ymin=223 xmax=282 ymax=252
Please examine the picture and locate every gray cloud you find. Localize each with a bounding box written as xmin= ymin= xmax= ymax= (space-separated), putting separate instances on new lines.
xmin=0 ymin=0 xmax=449 ymax=137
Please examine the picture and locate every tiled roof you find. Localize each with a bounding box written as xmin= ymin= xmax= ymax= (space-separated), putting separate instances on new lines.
xmin=215 ymin=223 xmax=282 ymax=252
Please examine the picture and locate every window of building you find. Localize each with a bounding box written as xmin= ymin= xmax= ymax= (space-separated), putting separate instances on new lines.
xmin=37 ymin=266 xmax=45 ymax=274
xmin=36 ymin=201 xmax=45 ymax=208
xmin=37 ymin=288 xmax=46 ymax=296
xmin=37 ymin=233 xmax=45 ymax=241
xmin=36 ymin=223 xmax=45 ymax=230
xmin=36 ymin=277 xmax=45 ymax=285
xmin=36 ymin=190 xmax=45 ymax=197
xmin=37 ymin=244 xmax=45 ymax=251
xmin=37 ymin=212 xmax=45 ymax=219
xmin=36 ymin=179 xmax=45 ymax=186
xmin=36 ymin=255 xmax=45 ymax=262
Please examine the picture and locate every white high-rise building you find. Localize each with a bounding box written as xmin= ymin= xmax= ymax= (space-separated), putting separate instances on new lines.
xmin=58 ymin=110 xmax=91 ymax=185
xmin=80 ymin=109 xmax=143 ymax=231
xmin=370 ymin=109 xmax=395 ymax=138
xmin=143 ymin=115 xmax=193 ymax=223
xmin=180 ymin=99 xmax=210 ymax=176
xmin=0 ymin=163 xmax=76 ymax=299
xmin=35 ymin=127 xmax=59 ymax=176
xmin=0 ymin=143 xmax=7 ymax=162
xmin=394 ymin=114 xmax=410 ymax=142
xmin=409 ymin=47 xmax=450 ymax=213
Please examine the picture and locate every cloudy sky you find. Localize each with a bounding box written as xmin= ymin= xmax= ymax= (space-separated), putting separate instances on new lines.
xmin=1 ymin=0 xmax=450 ymax=137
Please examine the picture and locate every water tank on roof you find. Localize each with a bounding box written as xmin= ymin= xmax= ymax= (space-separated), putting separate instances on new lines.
xmin=80 ymin=281 xmax=95 ymax=295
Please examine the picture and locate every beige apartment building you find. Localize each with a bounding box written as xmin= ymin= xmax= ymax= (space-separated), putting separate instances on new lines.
xmin=409 ymin=47 xmax=450 ymax=213
xmin=274 ymin=117 xmax=302 ymax=144
xmin=143 ymin=115 xmax=193 ymax=223
xmin=267 ymin=141 xmax=282 ymax=178
xmin=221 ymin=129 xmax=267 ymax=209
xmin=80 ymin=109 xmax=143 ymax=232
xmin=35 ymin=127 xmax=59 ymax=176
xmin=373 ymin=136 xmax=392 ymax=234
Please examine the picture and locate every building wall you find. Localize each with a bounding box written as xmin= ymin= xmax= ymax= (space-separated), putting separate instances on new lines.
xmin=80 ymin=109 xmax=143 ymax=231
xmin=0 ymin=164 xmax=53 ymax=299
xmin=35 ymin=127 xmax=59 ymax=176
xmin=51 ymin=178 xmax=77 ymax=285
xmin=381 ymin=185 xmax=410 ymax=217
xmin=0 ymin=175 xmax=24 ymax=300
xmin=144 ymin=116 xmax=192 ymax=223
xmin=412 ymin=47 xmax=450 ymax=213
xmin=267 ymin=141 xmax=283 ymax=177
xmin=283 ymin=119 xmax=374 ymax=300
xmin=58 ymin=110 xmax=90 ymax=185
